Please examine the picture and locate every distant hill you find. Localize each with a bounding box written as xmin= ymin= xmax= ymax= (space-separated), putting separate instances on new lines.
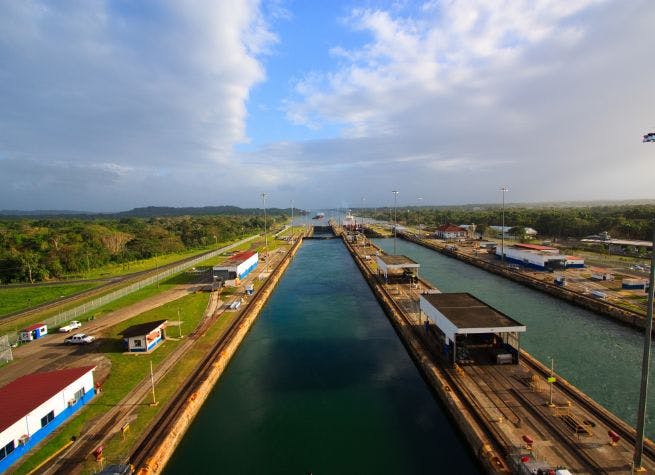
xmin=0 ymin=205 xmax=299 ymax=219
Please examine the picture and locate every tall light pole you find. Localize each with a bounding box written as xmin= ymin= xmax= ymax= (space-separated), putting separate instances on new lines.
xmin=290 ymin=199 xmax=294 ymax=238
xmin=261 ymin=192 xmax=269 ymax=273
xmin=500 ymin=186 xmax=509 ymax=265
xmin=634 ymin=131 xmax=655 ymax=470
xmin=361 ymin=196 xmax=366 ymax=226
xmin=392 ymin=190 xmax=399 ymax=255
xmin=417 ymin=197 xmax=423 ymax=236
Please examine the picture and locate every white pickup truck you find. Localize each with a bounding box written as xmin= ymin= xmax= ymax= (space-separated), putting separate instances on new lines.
xmin=59 ymin=320 xmax=82 ymax=333
xmin=64 ymin=333 xmax=95 ymax=345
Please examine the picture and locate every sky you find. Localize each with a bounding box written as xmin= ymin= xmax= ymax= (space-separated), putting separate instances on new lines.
xmin=0 ymin=0 xmax=654 ymax=212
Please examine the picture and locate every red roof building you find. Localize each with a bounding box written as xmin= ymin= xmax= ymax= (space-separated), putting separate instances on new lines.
xmin=435 ymin=224 xmax=468 ymax=239
xmin=0 ymin=366 xmax=96 ymax=433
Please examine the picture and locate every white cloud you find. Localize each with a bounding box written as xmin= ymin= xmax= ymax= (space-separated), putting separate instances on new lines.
xmin=278 ymin=0 xmax=655 ymax=206
xmin=0 ymin=0 xmax=277 ymax=210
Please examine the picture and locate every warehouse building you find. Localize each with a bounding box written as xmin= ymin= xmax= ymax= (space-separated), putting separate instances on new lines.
xmin=496 ymin=243 xmax=584 ymax=270
xmin=0 ymin=366 xmax=96 ymax=473
xmin=420 ymin=292 xmax=526 ymax=365
xmin=122 ymin=320 xmax=167 ymax=353
xmin=212 ymin=251 xmax=259 ymax=284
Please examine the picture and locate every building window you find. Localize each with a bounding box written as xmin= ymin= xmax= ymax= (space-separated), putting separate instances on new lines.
xmin=0 ymin=441 xmax=15 ymax=461
xmin=40 ymin=410 xmax=54 ymax=428
xmin=74 ymin=387 xmax=85 ymax=401
xmin=133 ymin=339 xmax=142 ymax=347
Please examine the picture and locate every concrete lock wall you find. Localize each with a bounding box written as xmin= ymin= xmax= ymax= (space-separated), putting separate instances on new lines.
xmin=134 ymin=238 xmax=304 ymax=474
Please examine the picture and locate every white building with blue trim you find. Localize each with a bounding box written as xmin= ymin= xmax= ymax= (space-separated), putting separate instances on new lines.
xmin=212 ymin=251 xmax=258 ymax=283
xmin=122 ymin=320 xmax=168 ymax=353
xmin=496 ymin=243 xmax=584 ymax=270
xmin=0 ymin=366 xmax=96 ymax=473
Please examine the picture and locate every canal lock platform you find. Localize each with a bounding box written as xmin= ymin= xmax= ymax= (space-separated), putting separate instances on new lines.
xmin=334 ymin=222 xmax=655 ymax=474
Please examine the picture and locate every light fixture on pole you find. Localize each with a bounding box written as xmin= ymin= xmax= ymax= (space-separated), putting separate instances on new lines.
xmin=633 ymin=131 xmax=655 ymax=471
xmin=392 ymin=190 xmax=399 ymax=255
xmin=291 ymin=199 xmax=294 ymax=239
xmin=418 ymin=197 xmax=423 ymax=236
xmin=500 ymin=186 xmax=509 ymax=265
xmin=261 ymin=193 xmax=269 ymax=273
xmin=361 ymin=196 xmax=366 ymax=226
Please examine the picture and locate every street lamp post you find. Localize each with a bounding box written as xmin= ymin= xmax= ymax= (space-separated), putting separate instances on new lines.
xmin=261 ymin=193 xmax=269 ymax=273
xmin=634 ymin=131 xmax=655 ymax=470
xmin=418 ymin=197 xmax=423 ymax=237
xmin=500 ymin=186 xmax=509 ymax=265
xmin=290 ymin=199 xmax=294 ymax=239
xmin=392 ymin=190 xmax=399 ymax=255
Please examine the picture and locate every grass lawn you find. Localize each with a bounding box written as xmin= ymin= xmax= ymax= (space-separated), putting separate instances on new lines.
xmin=64 ymin=237 xmax=252 ymax=281
xmin=0 ymin=283 xmax=102 ymax=317
xmin=82 ymin=309 xmax=241 ymax=471
xmin=12 ymin=291 xmax=211 ymax=474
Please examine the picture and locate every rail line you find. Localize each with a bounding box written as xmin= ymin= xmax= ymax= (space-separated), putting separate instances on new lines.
xmin=127 ymin=238 xmax=302 ymax=472
xmin=342 ymin=227 xmax=655 ymax=472
xmin=520 ymin=352 xmax=655 ymax=461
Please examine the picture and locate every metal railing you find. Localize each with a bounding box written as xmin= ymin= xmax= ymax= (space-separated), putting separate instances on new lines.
xmin=4 ymin=235 xmax=259 ymax=347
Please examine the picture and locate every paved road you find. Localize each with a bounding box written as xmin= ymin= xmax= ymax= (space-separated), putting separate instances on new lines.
xmin=0 ymin=284 xmax=201 ymax=388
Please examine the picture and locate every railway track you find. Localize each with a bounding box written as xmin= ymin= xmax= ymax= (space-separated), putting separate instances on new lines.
xmin=342 ymin=228 xmax=655 ymax=472
xmin=128 ymin=239 xmax=301 ymax=472
xmin=519 ymin=352 xmax=655 ymax=462
xmin=0 ymin=237 xmax=261 ymax=327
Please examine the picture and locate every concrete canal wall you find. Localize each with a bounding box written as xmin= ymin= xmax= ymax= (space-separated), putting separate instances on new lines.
xmin=135 ymin=238 xmax=304 ymax=474
xmin=338 ymin=231 xmax=507 ymax=474
xmin=399 ymin=233 xmax=649 ymax=332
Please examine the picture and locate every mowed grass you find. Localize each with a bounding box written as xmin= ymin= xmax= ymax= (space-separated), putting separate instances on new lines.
xmin=13 ymin=291 xmax=211 ymax=475
xmin=0 ymin=282 xmax=102 ymax=317
xmin=82 ymin=309 xmax=241 ymax=471
xmin=65 ymin=237 xmax=252 ymax=280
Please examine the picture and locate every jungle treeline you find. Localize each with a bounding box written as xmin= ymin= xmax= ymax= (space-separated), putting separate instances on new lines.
xmin=363 ymin=204 xmax=655 ymax=241
xmin=0 ymin=213 xmax=287 ymax=283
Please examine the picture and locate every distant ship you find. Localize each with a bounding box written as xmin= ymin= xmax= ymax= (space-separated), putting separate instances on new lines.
xmin=312 ymin=212 xmax=325 ymax=220
xmin=343 ymin=211 xmax=357 ymax=230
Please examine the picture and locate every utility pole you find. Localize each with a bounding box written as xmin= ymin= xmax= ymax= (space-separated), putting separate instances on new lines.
xmin=500 ymin=186 xmax=509 ymax=265
xmin=633 ymin=131 xmax=655 ymax=470
xmin=392 ymin=190 xmax=399 ymax=255
xmin=262 ymin=193 xmax=269 ymax=273
xmin=149 ymin=360 xmax=157 ymax=406
xmin=177 ymin=307 xmax=182 ymax=339
xmin=291 ymin=199 xmax=294 ymax=238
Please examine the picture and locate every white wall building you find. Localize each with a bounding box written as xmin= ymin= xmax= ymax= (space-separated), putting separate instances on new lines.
xmin=0 ymin=366 xmax=96 ymax=473
xmin=212 ymin=251 xmax=258 ymax=282
xmin=496 ymin=243 xmax=584 ymax=270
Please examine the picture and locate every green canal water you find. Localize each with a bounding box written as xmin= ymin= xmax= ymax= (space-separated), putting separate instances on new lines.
xmin=375 ymin=238 xmax=655 ymax=437
xmin=165 ymin=239 xmax=481 ymax=474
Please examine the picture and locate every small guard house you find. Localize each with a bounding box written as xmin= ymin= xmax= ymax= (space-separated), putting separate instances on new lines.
xmin=420 ymin=292 xmax=526 ymax=365
xmin=19 ymin=323 xmax=48 ymax=343
xmin=375 ymin=254 xmax=420 ymax=281
xmin=122 ymin=320 xmax=167 ymax=353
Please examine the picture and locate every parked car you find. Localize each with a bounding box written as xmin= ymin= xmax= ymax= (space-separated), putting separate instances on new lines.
xmin=64 ymin=333 xmax=95 ymax=345
xmin=59 ymin=320 xmax=82 ymax=333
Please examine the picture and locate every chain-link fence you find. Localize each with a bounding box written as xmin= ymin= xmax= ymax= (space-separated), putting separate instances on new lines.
xmin=4 ymin=235 xmax=259 ymax=346
xmin=0 ymin=335 xmax=12 ymax=364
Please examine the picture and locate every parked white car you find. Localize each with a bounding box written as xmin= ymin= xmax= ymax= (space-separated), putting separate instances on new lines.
xmin=64 ymin=333 xmax=95 ymax=345
xmin=59 ymin=320 xmax=82 ymax=333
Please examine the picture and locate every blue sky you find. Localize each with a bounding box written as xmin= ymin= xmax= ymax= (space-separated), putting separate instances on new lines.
xmin=0 ymin=1 xmax=654 ymax=211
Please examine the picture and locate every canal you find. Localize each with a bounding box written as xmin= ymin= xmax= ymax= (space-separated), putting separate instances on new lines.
xmin=374 ymin=237 xmax=655 ymax=438
xmin=166 ymin=239 xmax=481 ymax=474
